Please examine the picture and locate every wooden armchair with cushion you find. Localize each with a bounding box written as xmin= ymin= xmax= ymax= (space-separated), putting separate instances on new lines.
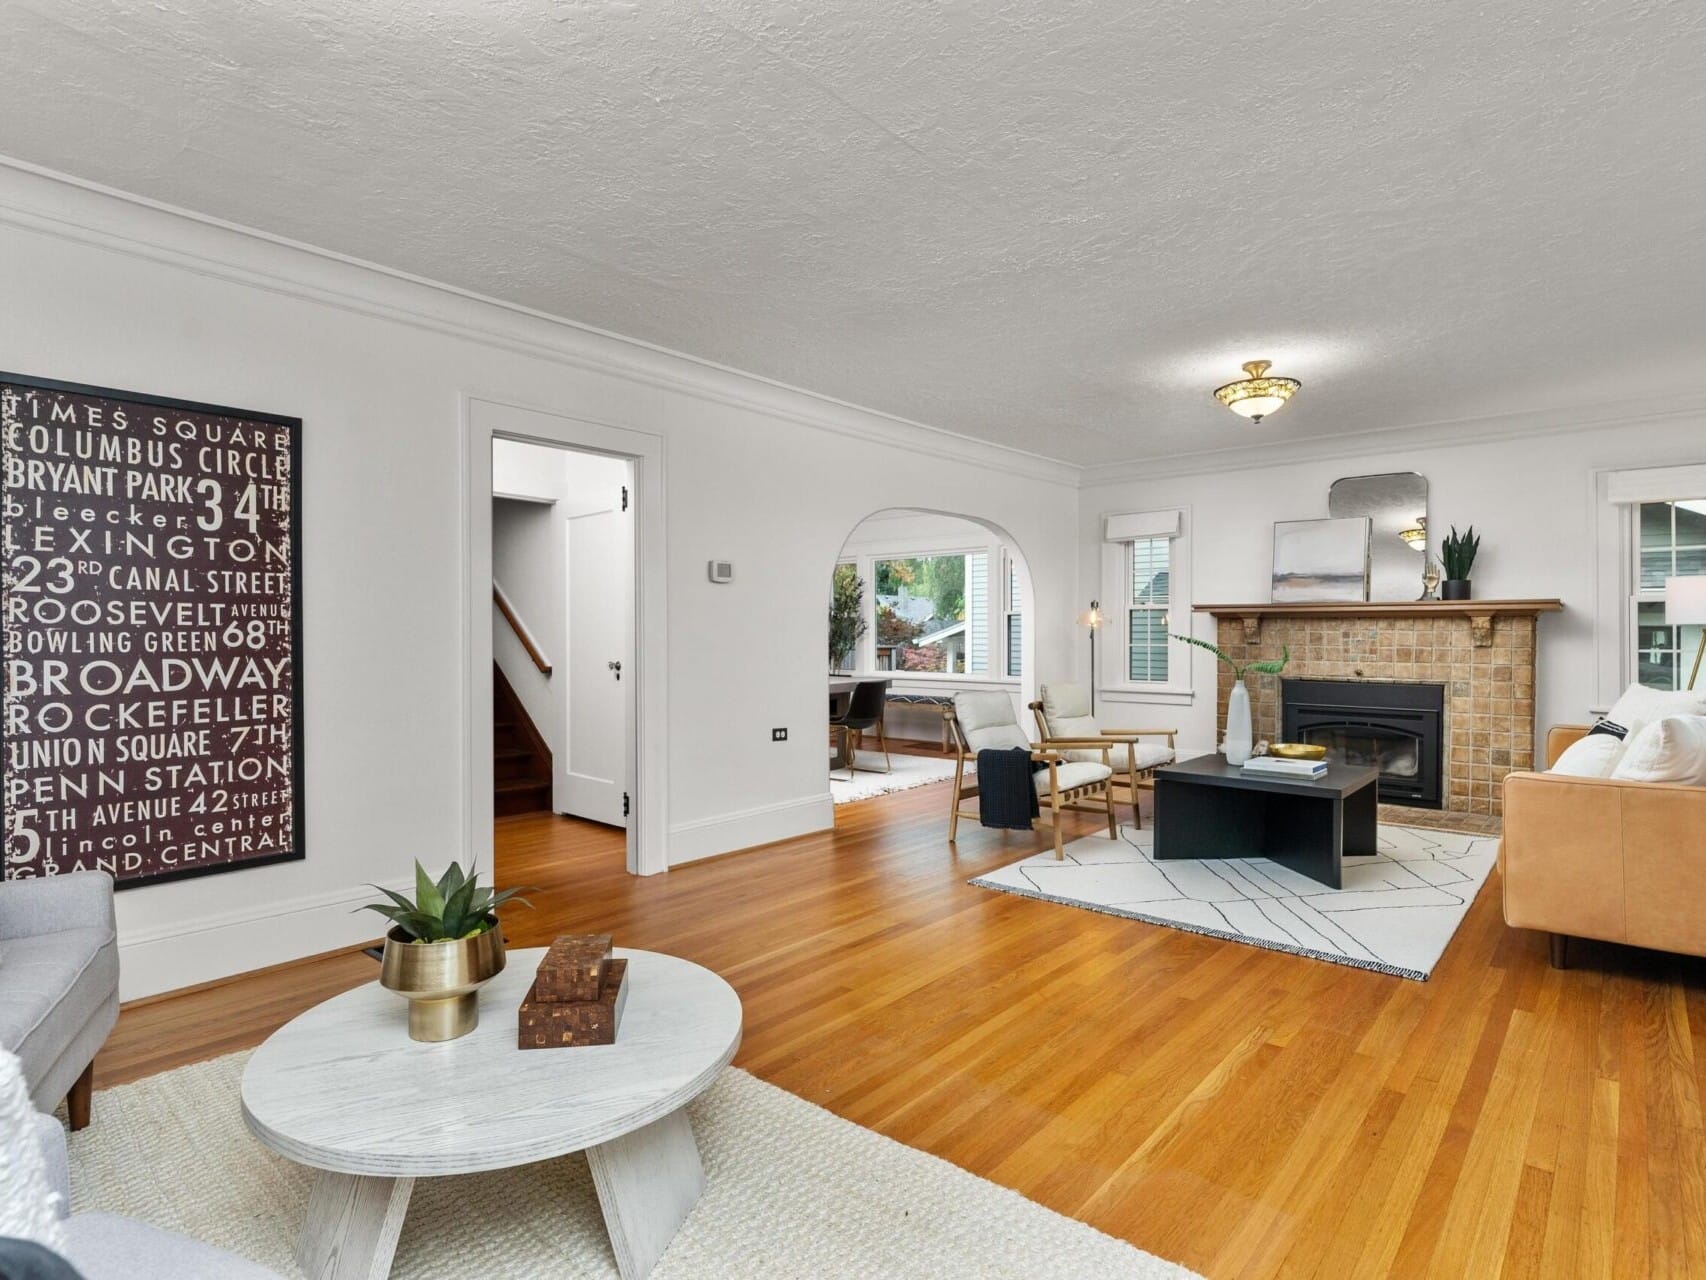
xmin=1502 ymin=723 xmax=1706 ymax=968
xmin=945 ymin=691 xmax=1119 ymax=857
xmin=1030 ymin=682 xmax=1176 ymax=827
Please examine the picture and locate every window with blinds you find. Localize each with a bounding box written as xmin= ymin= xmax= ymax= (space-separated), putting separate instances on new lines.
xmin=1005 ymin=560 xmax=1023 ymax=678
xmin=1127 ymin=536 xmax=1171 ymax=683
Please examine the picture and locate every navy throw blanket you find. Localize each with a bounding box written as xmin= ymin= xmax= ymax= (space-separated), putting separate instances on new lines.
xmin=977 ymin=747 xmax=1040 ymax=829
xmin=0 ymin=1239 xmax=84 ymax=1280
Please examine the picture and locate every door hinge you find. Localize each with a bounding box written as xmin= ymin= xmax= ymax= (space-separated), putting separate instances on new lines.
xmin=620 ymin=485 xmax=629 ymax=512
xmin=622 ymin=792 xmax=631 ymax=818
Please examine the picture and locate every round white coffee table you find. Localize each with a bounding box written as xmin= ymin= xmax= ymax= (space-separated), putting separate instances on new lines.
xmin=241 ymin=947 xmax=741 ymax=1280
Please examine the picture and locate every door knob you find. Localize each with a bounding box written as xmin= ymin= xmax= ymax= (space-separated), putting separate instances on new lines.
xmin=608 ymin=660 xmax=622 ymax=680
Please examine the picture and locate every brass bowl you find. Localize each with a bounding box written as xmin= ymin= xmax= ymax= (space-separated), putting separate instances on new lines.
xmin=1268 ymin=742 xmax=1327 ymax=761
xmin=379 ymin=925 xmax=505 ymax=1042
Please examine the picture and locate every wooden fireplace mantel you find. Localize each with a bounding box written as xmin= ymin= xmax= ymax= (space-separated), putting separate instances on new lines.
xmin=1194 ymin=599 xmax=1564 ymax=647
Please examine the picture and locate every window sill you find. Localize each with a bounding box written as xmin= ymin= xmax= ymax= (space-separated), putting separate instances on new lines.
xmin=1098 ymin=686 xmax=1196 ymax=706
xmin=839 ymin=671 xmax=1019 ymax=689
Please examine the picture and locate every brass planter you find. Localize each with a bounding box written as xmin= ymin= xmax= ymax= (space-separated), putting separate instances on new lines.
xmin=379 ymin=925 xmax=506 ymax=1042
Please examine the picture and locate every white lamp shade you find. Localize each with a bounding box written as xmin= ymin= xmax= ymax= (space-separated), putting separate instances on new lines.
xmin=1664 ymin=575 xmax=1706 ymax=624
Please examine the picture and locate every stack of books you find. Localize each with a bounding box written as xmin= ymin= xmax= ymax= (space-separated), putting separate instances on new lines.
xmin=1242 ymin=755 xmax=1328 ymax=779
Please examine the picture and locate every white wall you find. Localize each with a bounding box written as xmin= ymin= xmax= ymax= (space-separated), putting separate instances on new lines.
xmin=0 ymin=164 xmax=1080 ymax=998
xmin=1081 ymin=418 xmax=1706 ymax=756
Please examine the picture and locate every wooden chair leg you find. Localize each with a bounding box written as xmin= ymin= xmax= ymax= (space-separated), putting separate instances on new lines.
xmin=1128 ymin=767 xmax=1143 ymax=828
xmin=1051 ymin=800 xmax=1065 ymax=859
xmin=877 ymin=720 xmax=892 ymax=773
xmin=67 ymin=1059 xmax=94 ymax=1131
xmin=948 ymin=756 xmax=964 ymax=842
xmin=1104 ymin=784 xmax=1118 ymax=838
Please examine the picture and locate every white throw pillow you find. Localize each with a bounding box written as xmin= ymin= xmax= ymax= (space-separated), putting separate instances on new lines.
xmin=1605 ymin=682 xmax=1706 ymax=737
xmin=0 ymin=1048 xmax=67 ymax=1252
xmin=1611 ymin=715 xmax=1706 ymax=786
xmin=1549 ymin=733 xmax=1627 ymax=778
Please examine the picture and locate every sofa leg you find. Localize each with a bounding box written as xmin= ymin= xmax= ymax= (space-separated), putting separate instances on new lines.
xmin=67 ymin=1059 xmax=94 ymax=1131
xmin=1549 ymin=933 xmax=1570 ymax=970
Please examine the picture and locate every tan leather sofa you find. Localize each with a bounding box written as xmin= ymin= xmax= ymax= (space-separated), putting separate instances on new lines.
xmin=1502 ymin=724 xmax=1706 ymax=968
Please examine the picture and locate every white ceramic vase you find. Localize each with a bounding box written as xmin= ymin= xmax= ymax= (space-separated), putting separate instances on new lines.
xmin=1223 ymin=679 xmax=1254 ymax=766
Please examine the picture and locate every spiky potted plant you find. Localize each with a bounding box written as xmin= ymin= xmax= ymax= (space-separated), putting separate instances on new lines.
xmin=361 ymin=861 xmax=533 ymax=1042
xmin=1173 ymin=635 xmax=1290 ymax=766
xmin=1440 ymin=525 xmax=1480 ymax=601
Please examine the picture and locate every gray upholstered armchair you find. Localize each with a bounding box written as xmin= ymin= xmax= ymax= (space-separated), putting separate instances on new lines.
xmin=12 ymin=1090 xmax=281 ymax=1278
xmin=0 ymin=871 xmax=120 ymax=1129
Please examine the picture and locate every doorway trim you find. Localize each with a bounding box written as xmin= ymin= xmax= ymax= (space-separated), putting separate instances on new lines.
xmin=462 ymin=394 xmax=668 ymax=876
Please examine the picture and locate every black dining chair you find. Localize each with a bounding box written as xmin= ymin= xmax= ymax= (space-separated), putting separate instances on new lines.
xmin=834 ymin=679 xmax=892 ymax=774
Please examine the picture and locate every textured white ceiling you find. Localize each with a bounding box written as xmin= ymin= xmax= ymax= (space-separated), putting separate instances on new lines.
xmin=3 ymin=1 xmax=1704 ymax=465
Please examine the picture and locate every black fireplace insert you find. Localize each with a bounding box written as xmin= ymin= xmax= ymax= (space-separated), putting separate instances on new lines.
xmin=1281 ymin=678 xmax=1445 ymax=809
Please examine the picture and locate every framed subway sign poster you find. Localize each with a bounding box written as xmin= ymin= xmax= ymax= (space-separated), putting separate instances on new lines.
xmin=2 ymin=374 xmax=303 ymax=889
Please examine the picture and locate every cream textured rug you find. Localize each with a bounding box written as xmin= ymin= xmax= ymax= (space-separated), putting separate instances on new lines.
xmin=972 ymin=821 xmax=1499 ymax=981
xmin=830 ymin=750 xmax=964 ymax=804
xmin=69 ymin=1052 xmax=1195 ymax=1279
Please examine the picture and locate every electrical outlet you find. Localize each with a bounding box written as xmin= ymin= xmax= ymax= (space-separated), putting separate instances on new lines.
xmin=772 ymin=727 xmax=788 ymax=742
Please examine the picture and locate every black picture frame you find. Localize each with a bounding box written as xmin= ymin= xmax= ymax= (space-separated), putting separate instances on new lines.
xmin=0 ymin=372 xmax=305 ymax=890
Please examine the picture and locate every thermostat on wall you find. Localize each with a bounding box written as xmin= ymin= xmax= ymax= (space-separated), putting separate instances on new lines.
xmin=708 ymin=560 xmax=734 ymax=584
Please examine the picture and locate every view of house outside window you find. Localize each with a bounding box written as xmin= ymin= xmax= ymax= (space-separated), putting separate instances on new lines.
xmin=873 ymin=552 xmax=989 ymax=673
xmin=1636 ymin=498 xmax=1706 ymax=689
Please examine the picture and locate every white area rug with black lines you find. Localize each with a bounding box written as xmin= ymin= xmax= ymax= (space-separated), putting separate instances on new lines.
xmin=830 ymin=751 xmax=965 ymax=804
xmin=67 ymin=1052 xmax=1196 ymax=1279
xmin=970 ymin=822 xmax=1498 ymax=980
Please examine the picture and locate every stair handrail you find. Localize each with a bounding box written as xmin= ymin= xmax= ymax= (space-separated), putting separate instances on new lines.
xmin=493 ymin=580 xmax=552 ymax=675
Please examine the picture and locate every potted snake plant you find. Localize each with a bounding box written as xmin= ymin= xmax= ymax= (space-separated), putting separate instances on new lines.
xmin=1440 ymin=525 xmax=1480 ymax=601
xmin=359 ymin=861 xmax=533 ymax=1042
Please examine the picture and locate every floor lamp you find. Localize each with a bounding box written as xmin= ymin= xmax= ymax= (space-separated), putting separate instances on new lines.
xmin=1082 ymin=600 xmax=1103 ymax=712
xmin=1666 ymin=576 xmax=1706 ymax=690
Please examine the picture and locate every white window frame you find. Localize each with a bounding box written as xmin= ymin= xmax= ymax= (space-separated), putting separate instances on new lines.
xmin=1001 ymin=550 xmax=1024 ymax=680
xmin=1098 ymin=507 xmax=1194 ymax=705
xmin=1629 ymin=497 xmax=1706 ymax=691
xmin=861 ymin=542 xmax=1004 ymax=684
xmin=1594 ymin=462 xmax=1706 ymax=711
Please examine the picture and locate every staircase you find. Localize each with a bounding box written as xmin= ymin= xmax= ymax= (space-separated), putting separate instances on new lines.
xmin=494 ymin=664 xmax=553 ymax=816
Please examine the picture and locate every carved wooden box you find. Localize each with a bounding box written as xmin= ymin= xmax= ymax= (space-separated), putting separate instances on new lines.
xmin=535 ymin=933 xmax=612 ymax=1003
xmin=518 ymin=959 xmax=628 ymax=1049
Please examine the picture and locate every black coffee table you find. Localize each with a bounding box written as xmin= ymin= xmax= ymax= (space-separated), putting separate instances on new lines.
xmin=1152 ymin=755 xmax=1380 ymax=890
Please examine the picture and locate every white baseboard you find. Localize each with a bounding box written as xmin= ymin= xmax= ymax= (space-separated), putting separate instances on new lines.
xmin=668 ymin=794 xmax=832 ymax=866
xmin=116 ymin=794 xmax=834 ymax=999
xmin=116 ymin=883 xmax=394 ymax=1002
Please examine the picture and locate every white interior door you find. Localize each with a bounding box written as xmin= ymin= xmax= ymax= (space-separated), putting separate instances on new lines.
xmin=564 ymin=486 xmax=633 ymax=826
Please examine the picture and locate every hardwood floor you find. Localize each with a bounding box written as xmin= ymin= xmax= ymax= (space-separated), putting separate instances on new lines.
xmin=96 ymin=769 xmax=1706 ymax=1278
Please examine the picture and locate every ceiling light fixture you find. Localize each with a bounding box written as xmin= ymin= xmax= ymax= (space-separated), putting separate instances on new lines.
xmin=1400 ymin=516 xmax=1428 ymax=549
xmin=1213 ymin=360 xmax=1301 ymax=424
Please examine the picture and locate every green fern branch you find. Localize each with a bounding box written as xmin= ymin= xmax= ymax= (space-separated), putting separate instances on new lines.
xmin=1172 ymin=634 xmax=1290 ymax=682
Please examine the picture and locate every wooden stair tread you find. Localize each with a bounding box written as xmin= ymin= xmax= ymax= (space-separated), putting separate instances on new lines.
xmin=495 ymin=778 xmax=551 ymax=794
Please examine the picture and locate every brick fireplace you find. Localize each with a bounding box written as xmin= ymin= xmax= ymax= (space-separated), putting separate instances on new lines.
xmin=1199 ymin=600 xmax=1563 ymax=818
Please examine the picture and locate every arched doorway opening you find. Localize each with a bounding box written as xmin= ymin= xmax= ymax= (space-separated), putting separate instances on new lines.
xmin=825 ymin=508 xmax=1036 ymax=805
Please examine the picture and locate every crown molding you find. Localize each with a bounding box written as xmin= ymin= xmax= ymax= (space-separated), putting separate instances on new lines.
xmin=1079 ymin=397 xmax=1703 ymax=487
xmin=0 ymin=156 xmax=1081 ymax=488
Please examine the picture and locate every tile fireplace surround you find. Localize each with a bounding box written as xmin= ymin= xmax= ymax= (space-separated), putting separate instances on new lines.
xmin=1199 ymin=601 xmax=1565 ymax=818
